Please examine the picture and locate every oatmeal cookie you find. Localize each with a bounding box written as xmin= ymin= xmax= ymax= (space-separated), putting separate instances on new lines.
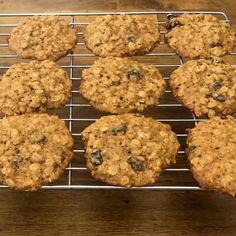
xmin=165 ymin=14 xmax=236 ymax=59
xmin=84 ymin=14 xmax=160 ymax=57
xmin=80 ymin=57 xmax=166 ymax=114
xmin=187 ymin=116 xmax=236 ymax=197
xmin=82 ymin=113 xmax=180 ymax=187
xmin=169 ymin=58 xmax=236 ymax=117
xmin=0 ymin=113 xmax=73 ymax=191
xmin=8 ymin=15 xmax=78 ymax=61
xmin=0 ymin=60 xmax=72 ymax=116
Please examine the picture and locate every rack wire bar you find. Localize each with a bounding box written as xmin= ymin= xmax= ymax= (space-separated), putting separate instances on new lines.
xmin=0 ymin=11 xmax=234 ymax=190
xmin=0 ymin=11 xmax=231 ymax=17
xmin=67 ymin=15 xmax=75 ymax=186
xmin=40 ymin=185 xmax=202 ymax=190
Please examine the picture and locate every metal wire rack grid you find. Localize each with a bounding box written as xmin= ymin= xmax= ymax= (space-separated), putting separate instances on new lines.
xmin=0 ymin=11 xmax=234 ymax=190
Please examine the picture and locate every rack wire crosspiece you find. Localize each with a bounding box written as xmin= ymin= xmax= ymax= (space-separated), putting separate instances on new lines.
xmin=0 ymin=11 xmax=235 ymax=190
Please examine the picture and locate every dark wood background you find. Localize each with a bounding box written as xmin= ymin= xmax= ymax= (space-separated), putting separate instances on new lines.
xmin=0 ymin=0 xmax=236 ymax=235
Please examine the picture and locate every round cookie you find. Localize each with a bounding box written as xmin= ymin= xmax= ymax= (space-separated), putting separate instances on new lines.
xmin=84 ymin=15 xmax=160 ymax=57
xmin=165 ymin=14 xmax=236 ymax=59
xmin=80 ymin=57 xmax=166 ymax=114
xmin=82 ymin=114 xmax=180 ymax=187
xmin=9 ymin=16 xmax=78 ymax=61
xmin=169 ymin=58 xmax=236 ymax=117
xmin=0 ymin=60 xmax=72 ymax=116
xmin=0 ymin=113 xmax=73 ymax=191
xmin=187 ymin=116 xmax=236 ymax=197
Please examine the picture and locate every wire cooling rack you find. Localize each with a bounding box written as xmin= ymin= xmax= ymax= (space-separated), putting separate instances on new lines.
xmin=0 ymin=11 xmax=235 ymax=190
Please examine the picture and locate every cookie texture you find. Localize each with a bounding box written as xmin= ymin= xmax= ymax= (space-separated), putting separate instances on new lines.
xmin=9 ymin=16 xmax=78 ymax=61
xmin=169 ymin=58 xmax=236 ymax=117
xmin=80 ymin=57 xmax=166 ymax=114
xmin=82 ymin=114 xmax=180 ymax=187
xmin=166 ymin=14 xmax=236 ymax=59
xmin=0 ymin=114 xmax=73 ymax=191
xmin=0 ymin=60 xmax=72 ymax=116
xmin=84 ymin=15 xmax=160 ymax=57
xmin=187 ymin=116 xmax=236 ymax=197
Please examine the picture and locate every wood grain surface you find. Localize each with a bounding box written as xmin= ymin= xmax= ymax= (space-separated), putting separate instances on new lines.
xmin=0 ymin=1 xmax=236 ymax=236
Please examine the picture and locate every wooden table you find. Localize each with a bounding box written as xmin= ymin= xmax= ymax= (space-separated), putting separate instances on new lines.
xmin=0 ymin=1 xmax=236 ymax=235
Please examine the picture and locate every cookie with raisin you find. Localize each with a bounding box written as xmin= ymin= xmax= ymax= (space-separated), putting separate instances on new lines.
xmin=0 ymin=60 xmax=72 ymax=116
xmin=0 ymin=113 xmax=73 ymax=191
xmin=9 ymin=16 xmax=78 ymax=61
xmin=80 ymin=57 xmax=166 ymax=114
xmin=84 ymin=14 xmax=160 ymax=57
xmin=169 ymin=58 xmax=236 ymax=117
xmin=82 ymin=114 xmax=180 ymax=187
xmin=187 ymin=116 xmax=236 ymax=197
xmin=166 ymin=14 xmax=236 ymax=59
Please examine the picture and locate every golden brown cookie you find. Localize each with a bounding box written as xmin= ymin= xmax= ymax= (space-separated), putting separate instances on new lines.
xmin=169 ymin=58 xmax=236 ymax=117
xmin=0 ymin=60 xmax=72 ymax=116
xmin=187 ymin=116 xmax=236 ymax=197
xmin=9 ymin=16 xmax=78 ymax=61
xmin=84 ymin=15 xmax=160 ymax=57
xmin=166 ymin=14 xmax=236 ymax=59
xmin=80 ymin=57 xmax=166 ymax=114
xmin=82 ymin=114 xmax=180 ymax=187
xmin=0 ymin=113 xmax=73 ymax=191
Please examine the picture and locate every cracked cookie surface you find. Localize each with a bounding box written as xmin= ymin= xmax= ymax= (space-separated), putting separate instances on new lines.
xmin=82 ymin=114 xmax=180 ymax=187
xmin=187 ymin=116 xmax=236 ymax=197
xmin=166 ymin=14 xmax=236 ymax=59
xmin=0 ymin=113 xmax=73 ymax=191
xmin=9 ymin=16 xmax=78 ymax=61
xmin=0 ymin=60 xmax=72 ymax=116
xmin=84 ymin=15 xmax=160 ymax=57
xmin=169 ymin=58 xmax=236 ymax=117
xmin=80 ymin=57 xmax=166 ymax=114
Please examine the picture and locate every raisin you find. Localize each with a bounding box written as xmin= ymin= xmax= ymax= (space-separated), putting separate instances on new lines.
xmin=215 ymin=95 xmax=225 ymax=102
xmin=206 ymin=94 xmax=225 ymax=102
xmin=127 ymin=36 xmax=136 ymax=43
xmin=127 ymin=69 xmax=143 ymax=79
xmin=53 ymin=163 xmax=60 ymax=172
xmin=211 ymin=81 xmax=222 ymax=90
xmin=188 ymin=145 xmax=197 ymax=154
xmin=90 ymin=149 xmax=103 ymax=166
xmin=31 ymin=134 xmax=47 ymax=145
xmin=128 ymin=157 xmax=145 ymax=171
xmin=210 ymin=42 xmax=223 ymax=48
xmin=37 ymin=135 xmax=47 ymax=145
xmin=13 ymin=155 xmax=22 ymax=168
xmin=166 ymin=20 xmax=183 ymax=30
xmin=111 ymin=123 xmax=127 ymax=135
